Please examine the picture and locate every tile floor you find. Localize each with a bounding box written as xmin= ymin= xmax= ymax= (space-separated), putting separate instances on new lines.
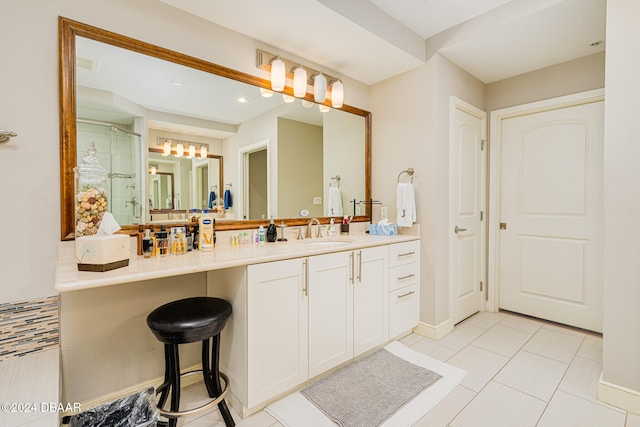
xmin=174 ymin=311 xmax=640 ymax=427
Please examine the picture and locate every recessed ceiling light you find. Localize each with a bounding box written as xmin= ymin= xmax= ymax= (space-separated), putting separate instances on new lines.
xmin=170 ymin=80 xmax=183 ymax=86
xmin=590 ymin=40 xmax=603 ymax=47
xmin=237 ymin=97 xmax=249 ymax=103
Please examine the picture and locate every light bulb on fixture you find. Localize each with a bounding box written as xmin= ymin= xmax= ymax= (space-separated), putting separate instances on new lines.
xmin=200 ymin=145 xmax=207 ymax=159
xmin=260 ymin=88 xmax=274 ymax=98
xmin=319 ymin=104 xmax=330 ymax=113
xmin=188 ymin=144 xmax=196 ymax=158
xmin=331 ymin=79 xmax=344 ymax=108
xmin=150 ymin=166 xmax=157 ymax=175
xmin=301 ymin=100 xmax=314 ymax=108
xmin=314 ymin=72 xmax=327 ymax=103
xmin=163 ymin=140 xmax=171 ymax=156
xmin=175 ymin=143 xmax=184 ymax=157
xmin=282 ymin=94 xmax=295 ymax=103
xmin=270 ymin=56 xmax=286 ymax=92
xmin=293 ymin=66 xmax=307 ymax=98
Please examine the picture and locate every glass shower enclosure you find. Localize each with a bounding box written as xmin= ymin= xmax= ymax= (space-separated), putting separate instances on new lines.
xmin=76 ymin=120 xmax=144 ymax=226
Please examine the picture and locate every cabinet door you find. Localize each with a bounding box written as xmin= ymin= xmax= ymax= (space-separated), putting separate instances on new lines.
xmin=308 ymin=251 xmax=353 ymax=378
xmin=247 ymin=259 xmax=308 ymax=406
xmin=390 ymin=284 xmax=420 ymax=338
xmin=354 ymin=246 xmax=389 ymax=356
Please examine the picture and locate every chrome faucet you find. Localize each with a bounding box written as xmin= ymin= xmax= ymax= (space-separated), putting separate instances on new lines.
xmin=307 ymin=218 xmax=322 ymax=239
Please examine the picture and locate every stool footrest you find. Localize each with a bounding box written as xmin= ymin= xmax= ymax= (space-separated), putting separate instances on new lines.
xmin=157 ymin=371 xmax=230 ymax=419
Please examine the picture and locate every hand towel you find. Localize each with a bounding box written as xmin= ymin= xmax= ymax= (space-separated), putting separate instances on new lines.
xmin=223 ymin=189 xmax=232 ymax=209
xmin=208 ymin=190 xmax=216 ymax=209
xmin=328 ymin=186 xmax=343 ymax=216
xmin=396 ymin=182 xmax=416 ymax=227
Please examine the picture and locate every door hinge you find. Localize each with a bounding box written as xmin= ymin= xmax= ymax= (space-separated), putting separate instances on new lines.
xmin=480 ymin=211 xmax=483 ymax=221
xmin=481 ymin=139 xmax=486 ymax=150
xmin=480 ymin=281 xmax=483 ymax=292
xmin=500 ymin=222 xmax=507 ymax=230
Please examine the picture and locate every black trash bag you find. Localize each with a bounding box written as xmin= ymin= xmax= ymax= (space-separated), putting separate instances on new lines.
xmin=62 ymin=387 xmax=158 ymax=427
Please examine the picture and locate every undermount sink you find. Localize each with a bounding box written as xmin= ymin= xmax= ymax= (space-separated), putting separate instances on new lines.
xmin=304 ymin=239 xmax=353 ymax=246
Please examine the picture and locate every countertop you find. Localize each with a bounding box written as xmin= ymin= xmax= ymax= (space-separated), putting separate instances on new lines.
xmin=55 ymin=231 xmax=420 ymax=293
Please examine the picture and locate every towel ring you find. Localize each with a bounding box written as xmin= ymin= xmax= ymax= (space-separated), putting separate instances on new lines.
xmin=330 ymin=175 xmax=341 ymax=188
xmin=397 ymin=168 xmax=414 ymax=183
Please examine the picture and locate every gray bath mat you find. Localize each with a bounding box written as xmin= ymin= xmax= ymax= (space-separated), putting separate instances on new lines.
xmin=300 ymin=348 xmax=442 ymax=427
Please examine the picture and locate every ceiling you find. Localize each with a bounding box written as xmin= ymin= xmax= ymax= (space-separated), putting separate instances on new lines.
xmin=159 ymin=0 xmax=606 ymax=85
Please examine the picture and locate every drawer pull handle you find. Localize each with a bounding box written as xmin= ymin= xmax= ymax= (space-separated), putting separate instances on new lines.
xmin=397 ymin=274 xmax=416 ymax=281
xmin=397 ymin=290 xmax=416 ymax=299
xmin=398 ymin=251 xmax=416 ymax=257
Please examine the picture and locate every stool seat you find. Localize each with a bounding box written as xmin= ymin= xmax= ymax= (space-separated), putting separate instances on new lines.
xmin=147 ymin=297 xmax=232 ymax=344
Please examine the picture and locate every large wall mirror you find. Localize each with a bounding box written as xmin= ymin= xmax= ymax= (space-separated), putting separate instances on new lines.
xmin=59 ymin=17 xmax=371 ymax=240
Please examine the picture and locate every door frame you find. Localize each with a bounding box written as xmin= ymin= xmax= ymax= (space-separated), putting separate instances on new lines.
xmin=238 ymin=139 xmax=271 ymax=220
xmin=487 ymin=88 xmax=605 ymax=312
xmin=448 ymin=96 xmax=488 ymax=323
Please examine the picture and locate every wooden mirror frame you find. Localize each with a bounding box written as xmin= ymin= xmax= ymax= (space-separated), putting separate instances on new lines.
xmin=59 ymin=17 xmax=371 ymax=240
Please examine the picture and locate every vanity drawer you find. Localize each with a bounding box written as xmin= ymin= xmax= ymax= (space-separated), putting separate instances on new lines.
xmin=389 ymin=241 xmax=420 ymax=267
xmin=389 ymin=263 xmax=419 ymax=292
xmin=389 ymin=284 xmax=419 ymax=338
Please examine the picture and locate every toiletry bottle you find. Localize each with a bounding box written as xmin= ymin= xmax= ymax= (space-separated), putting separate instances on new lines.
xmin=186 ymin=225 xmax=193 ymax=251
xmin=328 ymin=218 xmax=336 ymax=236
xmin=151 ymin=225 xmax=157 ymax=257
xmin=142 ymin=228 xmax=153 ymax=258
xmin=199 ymin=210 xmax=214 ymax=252
xmin=259 ymin=225 xmax=265 ymax=245
xmin=253 ymin=229 xmax=259 ymax=244
xmin=137 ymin=225 xmax=144 ymax=256
xmin=192 ymin=224 xmax=199 ymax=250
xmin=266 ymin=218 xmax=277 ymax=242
xmin=156 ymin=225 xmax=170 ymax=257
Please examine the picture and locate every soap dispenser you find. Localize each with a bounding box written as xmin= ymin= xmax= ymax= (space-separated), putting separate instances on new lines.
xmin=266 ymin=218 xmax=277 ymax=242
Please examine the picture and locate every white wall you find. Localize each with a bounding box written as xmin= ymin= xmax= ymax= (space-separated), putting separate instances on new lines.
xmin=0 ymin=0 xmax=370 ymax=305
xmin=371 ymin=54 xmax=484 ymax=328
xmin=602 ymin=0 xmax=640 ymax=401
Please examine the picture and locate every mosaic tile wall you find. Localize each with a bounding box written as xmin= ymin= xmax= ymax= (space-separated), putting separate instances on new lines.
xmin=0 ymin=296 xmax=59 ymax=361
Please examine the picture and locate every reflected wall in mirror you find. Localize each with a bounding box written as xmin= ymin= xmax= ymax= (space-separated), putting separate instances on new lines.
xmin=59 ymin=17 xmax=371 ymax=240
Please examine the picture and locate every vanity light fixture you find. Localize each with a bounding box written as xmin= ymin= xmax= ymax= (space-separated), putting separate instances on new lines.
xmin=319 ymin=104 xmax=331 ymax=113
xmin=282 ymin=94 xmax=295 ymax=103
xmin=188 ymin=144 xmax=196 ymax=158
xmin=149 ymin=165 xmax=157 ymax=175
xmin=301 ymin=100 xmax=314 ymax=108
xmin=257 ymin=49 xmax=345 ymax=107
xmin=270 ymin=56 xmax=286 ymax=91
xmin=330 ymin=79 xmax=344 ymax=108
xmin=313 ymin=72 xmax=327 ymax=103
xmin=199 ymin=145 xmax=207 ymax=159
xmin=157 ymin=138 xmax=210 ymax=160
xmin=260 ymin=88 xmax=274 ymax=98
xmin=293 ymin=65 xmax=307 ymax=98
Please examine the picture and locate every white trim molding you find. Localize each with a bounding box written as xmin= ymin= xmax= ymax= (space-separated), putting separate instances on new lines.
xmin=413 ymin=319 xmax=454 ymax=341
xmin=598 ymin=373 xmax=640 ymax=414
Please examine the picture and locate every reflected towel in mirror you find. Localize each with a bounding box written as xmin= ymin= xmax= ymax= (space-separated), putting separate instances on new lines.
xmin=224 ymin=189 xmax=232 ymax=209
xmin=328 ymin=187 xmax=343 ymax=216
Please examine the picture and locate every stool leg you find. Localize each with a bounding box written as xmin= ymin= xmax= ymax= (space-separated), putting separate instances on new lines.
xmin=168 ymin=344 xmax=181 ymax=427
xmin=157 ymin=344 xmax=172 ymax=410
xmin=202 ymin=335 xmax=235 ymax=427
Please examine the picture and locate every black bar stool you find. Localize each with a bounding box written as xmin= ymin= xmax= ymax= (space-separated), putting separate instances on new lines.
xmin=147 ymin=296 xmax=234 ymax=427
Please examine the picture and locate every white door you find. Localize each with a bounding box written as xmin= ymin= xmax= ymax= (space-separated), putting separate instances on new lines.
xmin=498 ymin=98 xmax=604 ymax=332
xmin=450 ymin=98 xmax=486 ymax=324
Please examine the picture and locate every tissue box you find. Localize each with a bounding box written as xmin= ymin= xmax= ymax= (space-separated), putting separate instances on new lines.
xmin=76 ymin=234 xmax=130 ymax=272
xmin=369 ymin=224 xmax=398 ymax=235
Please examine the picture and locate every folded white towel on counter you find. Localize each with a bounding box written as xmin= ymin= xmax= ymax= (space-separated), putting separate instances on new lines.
xmin=396 ymin=182 xmax=416 ymax=227
xmin=328 ymin=186 xmax=343 ymax=216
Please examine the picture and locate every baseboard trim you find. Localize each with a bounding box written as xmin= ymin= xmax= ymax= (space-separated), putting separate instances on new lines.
xmin=413 ymin=319 xmax=454 ymax=341
xmin=63 ymin=363 xmax=203 ymax=418
xmin=598 ymin=373 xmax=640 ymax=414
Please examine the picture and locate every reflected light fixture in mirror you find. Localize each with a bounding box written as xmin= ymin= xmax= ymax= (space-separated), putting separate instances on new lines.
xmin=331 ymin=79 xmax=344 ymax=108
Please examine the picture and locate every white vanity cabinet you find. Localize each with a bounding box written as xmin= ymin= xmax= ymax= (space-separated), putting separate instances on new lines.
xmin=308 ymin=246 xmax=388 ymax=377
xmin=246 ymin=258 xmax=308 ymax=407
xmin=389 ymin=241 xmax=421 ymax=338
